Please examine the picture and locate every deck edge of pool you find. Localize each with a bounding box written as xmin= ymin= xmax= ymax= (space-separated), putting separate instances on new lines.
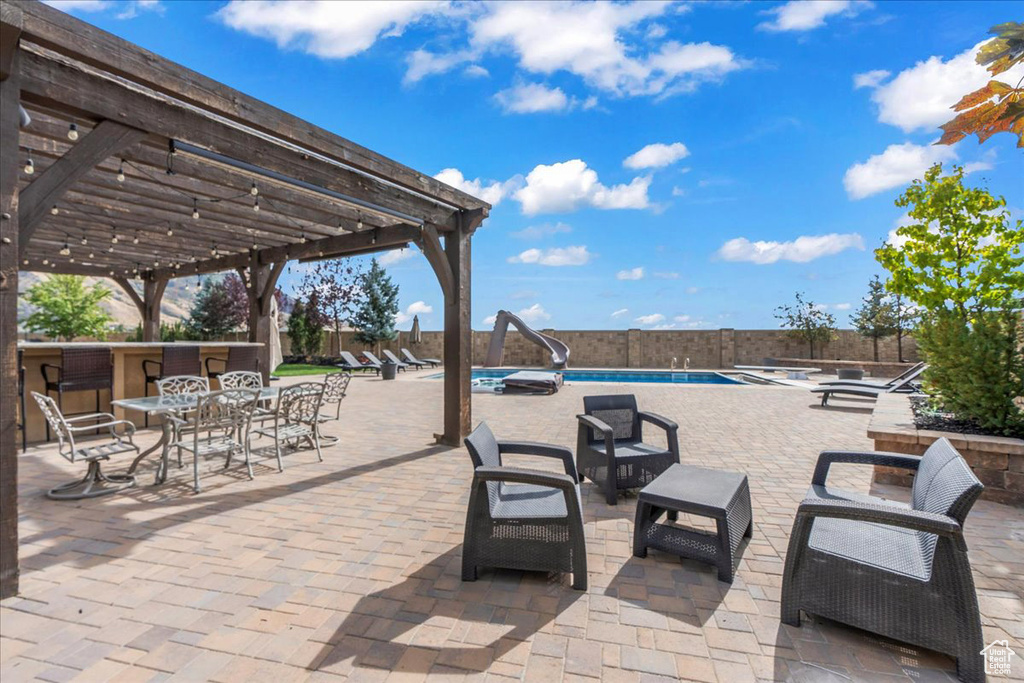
xmin=424 ymin=368 xmax=749 ymax=385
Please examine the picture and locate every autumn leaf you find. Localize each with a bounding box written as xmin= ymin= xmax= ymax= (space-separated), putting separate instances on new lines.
xmin=976 ymin=22 xmax=1024 ymax=76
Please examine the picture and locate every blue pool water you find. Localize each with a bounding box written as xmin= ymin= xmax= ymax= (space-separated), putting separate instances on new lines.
xmin=427 ymin=369 xmax=745 ymax=385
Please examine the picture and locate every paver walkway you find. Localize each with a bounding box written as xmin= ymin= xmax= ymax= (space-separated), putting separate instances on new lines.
xmin=2 ymin=373 xmax=1022 ymax=682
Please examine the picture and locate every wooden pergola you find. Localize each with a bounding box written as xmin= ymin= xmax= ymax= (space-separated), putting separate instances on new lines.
xmin=0 ymin=0 xmax=489 ymax=598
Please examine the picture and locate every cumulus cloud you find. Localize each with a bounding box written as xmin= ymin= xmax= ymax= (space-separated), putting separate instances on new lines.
xmin=611 ymin=308 xmax=630 ymax=319
xmin=493 ymin=82 xmax=583 ymax=114
xmin=623 ymin=142 xmax=690 ymax=169
xmin=378 ymin=246 xmax=417 ymax=266
xmin=758 ymin=1 xmax=870 ymax=32
xmin=853 ymin=69 xmax=890 ymax=89
xmin=434 ymin=168 xmax=519 ymax=206
xmin=515 ymin=303 xmax=551 ymax=324
xmin=843 ymin=142 xmax=957 ymax=199
xmin=217 ymin=1 xmax=449 ymax=59
xmin=515 ymin=159 xmax=650 ymax=215
xmin=616 ymin=267 xmax=645 ymax=281
xmin=395 ymin=300 xmax=433 ymax=325
xmin=859 ymin=43 xmax=1024 ymax=133
xmin=716 ymin=233 xmax=865 ymax=264
xmin=509 ymin=222 xmax=572 ymax=240
xmin=507 ymin=246 xmax=593 ymax=266
xmin=635 ymin=313 xmax=665 ymax=325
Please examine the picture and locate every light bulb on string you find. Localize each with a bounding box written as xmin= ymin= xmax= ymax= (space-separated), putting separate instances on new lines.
xmin=133 ymin=231 xmax=140 ymax=245
xmin=300 ymin=232 xmax=306 ymax=244
xmin=111 ymin=228 xmax=118 ymax=245
xmin=116 ymin=159 xmax=125 ymax=183
xmin=253 ymin=196 xmax=260 ymax=212
xmin=23 ymin=150 xmax=34 ymax=175
xmin=67 ymin=123 xmax=79 ymax=141
xmin=192 ymin=199 xmax=200 ymax=220
xmin=166 ymin=227 xmax=173 ymax=237
xmin=89 ymin=251 xmax=95 ymax=259
xmin=22 ymin=259 xmax=29 ymax=266
xmin=50 ymin=205 xmax=59 ymax=216
xmin=80 ymin=235 xmax=88 ymax=246
xmin=250 ymin=182 xmax=258 ymax=196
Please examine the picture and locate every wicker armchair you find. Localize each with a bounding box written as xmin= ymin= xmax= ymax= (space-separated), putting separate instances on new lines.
xmin=206 ymin=346 xmax=259 ymax=382
xmin=143 ymin=346 xmax=200 ymax=426
xmin=462 ymin=422 xmax=587 ymax=590
xmin=30 ymin=391 xmax=137 ymax=500
xmin=781 ymin=438 xmax=984 ymax=682
xmin=576 ymin=394 xmax=680 ymax=505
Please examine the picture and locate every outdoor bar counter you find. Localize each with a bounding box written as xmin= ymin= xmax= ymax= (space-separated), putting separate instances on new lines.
xmin=18 ymin=342 xmax=262 ymax=444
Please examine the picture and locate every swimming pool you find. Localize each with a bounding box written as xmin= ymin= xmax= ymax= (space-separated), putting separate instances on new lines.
xmin=426 ymin=369 xmax=746 ymax=385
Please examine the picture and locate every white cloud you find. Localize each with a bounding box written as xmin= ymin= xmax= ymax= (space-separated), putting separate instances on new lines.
xmin=482 ymin=314 xmax=497 ymax=326
xmin=217 ymin=0 xmax=449 ymax=59
xmin=434 ymin=168 xmax=518 ymax=206
xmin=623 ymin=142 xmax=690 ymax=169
xmin=515 ymin=303 xmax=551 ymax=324
xmin=396 ymin=300 xmax=433 ymax=324
xmin=378 ymin=246 xmax=417 ymax=266
xmin=464 ymin=64 xmax=489 ymax=78
xmin=653 ymin=272 xmax=680 ymax=279
xmin=833 ymin=303 xmax=852 ymax=310
xmin=494 ymin=82 xmax=572 ymax=114
xmin=843 ymin=142 xmax=957 ymax=199
xmin=510 ymin=222 xmax=572 ymax=240
xmin=758 ymin=1 xmax=869 ymax=32
xmin=853 ymin=69 xmax=890 ymax=89
xmin=405 ymin=49 xmax=476 ymax=84
xmin=671 ymin=186 xmax=687 ymax=197
xmin=45 ymin=0 xmax=163 ymax=16
xmin=515 ymin=159 xmax=650 ymax=215
xmin=685 ymin=286 xmax=699 ymax=294
xmin=611 ymin=308 xmax=630 ymax=319
xmin=716 ymin=233 xmax=865 ymax=264
xmin=673 ymin=315 xmax=691 ymax=323
xmin=860 ymin=43 xmax=1024 ymax=133
xmin=653 ymin=323 xmax=677 ymax=330
xmin=635 ymin=313 xmax=665 ymax=325
xmin=507 ymin=246 xmax=593 ymax=266
xmin=616 ymin=267 xmax=645 ymax=281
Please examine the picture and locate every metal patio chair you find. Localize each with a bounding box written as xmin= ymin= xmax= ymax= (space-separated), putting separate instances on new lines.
xmin=143 ymin=346 xmax=201 ymax=426
xmin=252 ymin=382 xmax=326 ymax=471
xmin=315 ymin=372 xmax=351 ymax=445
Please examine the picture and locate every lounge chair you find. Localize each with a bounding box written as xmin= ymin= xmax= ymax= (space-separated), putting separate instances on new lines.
xmin=818 ymin=362 xmax=925 ymax=389
xmin=337 ymin=350 xmax=378 ymax=374
xmin=402 ymin=348 xmax=440 ymax=368
xmin=463 ymin=422 xmax=587 ymax=590
xmin=377 ymin=350 xmax=411 ymax=372
xmin=811 ymin=371 xmax=922 ymax=405
xmin=782 ymin=438 xmax=984 ymax=682
xmin=576 ymin=394 xmax=680 ymax=505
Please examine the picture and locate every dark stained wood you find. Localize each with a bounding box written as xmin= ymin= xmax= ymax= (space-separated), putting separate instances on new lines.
xmin=142 ymin=278 xmax=167 ymax=342
xmin=243 ymin=254 xmax=284 ymax=384
xmin=18 ymin=119 xmax=147 ymax=251
xmin=0 ymin=2 xmax=22 ymax=81
xmin=419 ymin=224 xmax=454 ymax=301
xmin=16 ymin=0 xmax=488 ymax=211
xmin=111 ymin=275 xmax=143 ymax=317
xmin=440 ymin=212 xmax=481 ymax=446
xmin=18 ymin=49 xmax=464 ymax=231
xmin=0 ymin=49 xmax=21 ymax=599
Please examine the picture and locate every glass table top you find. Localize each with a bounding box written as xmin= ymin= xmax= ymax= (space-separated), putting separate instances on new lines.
xmin=112 ymin=387 xmax=279 ymax=414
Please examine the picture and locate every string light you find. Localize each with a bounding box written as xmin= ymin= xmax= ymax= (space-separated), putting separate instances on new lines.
xmin=116 ymin=159 xmax=125 ymax=183
xmin=89 ymin=251 xmax=95 ymax=259
xmin=50 ymin=205 xmax=59 ymax=216
xmin=299 ymin=232 xmax=306 ymax=244
xmin=192 ymin=198 xmax=199 ymax=220
xmin=22 ymin=259 xmax=29 ymax=266
xmin=111 ymin=228 xmax=119 ymax=245
xmin=80 ymin=235 xmax=88 ymax=245
xmin=153 ymin=259 xmax=160 ymax=267
xmin=250 ymin=182 xmax=259 ymax=196
xmin=23 ymin=150 xmax=34 ymax=175
xmin=253 ymin=196 xmax=260 ymax=212
xmin=132 ymin=231 xmax=139 ymax=244
xmin=68 ymin=123 xmax=79 ymax=141
xmin=59 ymin=237 xmax=71 ymax=257
xmin=42 ymin=259 xmax=48 ymax=265
xmin=251 ymin=240 xmax=258 ymax=250
xmin=356 ymin=217 xmax=363 ymax=230
xmin=166 ymin=227 xmax=174 ymax=237
xmin=210 ymin=243 xmax=218 ymax=257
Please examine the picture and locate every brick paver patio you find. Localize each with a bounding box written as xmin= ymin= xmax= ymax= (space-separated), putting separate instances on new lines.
xmin=2 ymin=373 xmax=1022 ymax=682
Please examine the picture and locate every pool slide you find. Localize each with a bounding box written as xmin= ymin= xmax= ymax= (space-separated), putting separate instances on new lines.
xmin=484 ymin=310 xmax=570 ymax=369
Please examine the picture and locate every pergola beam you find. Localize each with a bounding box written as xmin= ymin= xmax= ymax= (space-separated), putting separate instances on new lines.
xmin=18 ymin=119 xmax=147 ymax=252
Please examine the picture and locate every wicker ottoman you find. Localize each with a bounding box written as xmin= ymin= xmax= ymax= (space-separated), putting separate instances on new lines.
xmin=633 ymin=464 xmax=753 ymax=583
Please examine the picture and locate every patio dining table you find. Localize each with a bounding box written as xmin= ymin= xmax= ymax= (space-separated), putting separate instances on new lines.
xmin=114 ymin=387 xmax=279 ymax=485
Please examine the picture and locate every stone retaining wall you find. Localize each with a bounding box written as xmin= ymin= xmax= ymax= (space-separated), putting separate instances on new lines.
xmin=868 ymin=393 xmax=1023 ymax=507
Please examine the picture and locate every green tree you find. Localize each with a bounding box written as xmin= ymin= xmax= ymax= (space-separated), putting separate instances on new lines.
xmin=22 ymin=275 xmax=113 ymax=341
xmin=875 ymin=163 xmax=1024 ymax=435
xmin=350 ymin=258 xmax=399 ymax=354
xmin=774 ymin=292 xmax=837 ymax=360
xmin=187 ymin=279 xmax=238 ymax=340
xmin=299 ymin=258 xmax=363 ymax=357
xmin=851 ymin=275 xmax=897 ymax=362
xmin=890 ymin=292 xmax=919 ymax=363
xmin=286 ymin=297 xmax=325 ymax=359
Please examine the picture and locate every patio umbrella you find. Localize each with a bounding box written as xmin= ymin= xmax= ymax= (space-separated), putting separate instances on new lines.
xmin=269 ymin=295 xmax=283 ymax=372
xmin=411 ymin=315 xmax=422 ymax=344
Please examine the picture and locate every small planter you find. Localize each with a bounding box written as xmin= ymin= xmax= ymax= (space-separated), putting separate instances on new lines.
xmin=838 ymin=368 xmax=865 ymax=380
xmin=381 ymin=362 xmax=398 ymax=380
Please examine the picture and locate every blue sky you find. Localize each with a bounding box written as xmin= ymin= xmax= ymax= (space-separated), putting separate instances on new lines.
xmin=48 ymin=0 xmax=1023 ymax=330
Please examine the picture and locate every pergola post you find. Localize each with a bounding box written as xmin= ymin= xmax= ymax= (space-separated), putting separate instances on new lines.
xmin=440 ymin=210 xmax=484 ymax=446
xmin=242 ymin=254 xmax=284 ymax=385
xmin=142 ymin=278 xmax=167 ymax=342
xmin=0 ymin=10 xmax=22 ymax=599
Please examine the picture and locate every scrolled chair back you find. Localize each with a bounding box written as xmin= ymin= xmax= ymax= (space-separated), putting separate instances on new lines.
xmin=156 ymin=375 xmax=210 ymax=396
xmin=30 ymin=391 xmax=76 ymax=461
xmin=219 ymin=371 xmax=263 ymax=391
xmin=323 ymin=372 xmax=351 ymax=405
xmin=196 ymin=388 xmax=260 ymax=432
xmin=278 ymin=382 xmax=325 ymax=426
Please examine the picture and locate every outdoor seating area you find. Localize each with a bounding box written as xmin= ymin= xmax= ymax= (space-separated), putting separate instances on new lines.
xmin=3 ymin=376 xmax=1020 ymax=682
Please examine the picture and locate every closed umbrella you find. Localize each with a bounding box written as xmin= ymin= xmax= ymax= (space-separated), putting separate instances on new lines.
xmin=411 ymin=315 xmax=422 ymax=344
xmin=269 ymin=295 xmax=283 ymax=373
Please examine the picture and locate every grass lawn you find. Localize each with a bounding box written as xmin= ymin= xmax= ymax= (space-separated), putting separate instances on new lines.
xmin=271 ymin=363 xmax=348 ymax=377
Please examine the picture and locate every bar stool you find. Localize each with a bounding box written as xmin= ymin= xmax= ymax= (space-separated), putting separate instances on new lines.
xmin=206 ymin=346 xmax=259 ymax=384
xmin=142 ymin=346 xmax=201 ymax=427
xmin=41 ymin=347 xmax=114 ymax=443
